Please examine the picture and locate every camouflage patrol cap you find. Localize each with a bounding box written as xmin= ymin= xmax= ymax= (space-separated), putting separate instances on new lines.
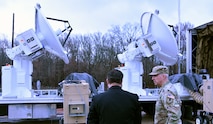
xmin=149 ymin=65 xmax=169 ymax=76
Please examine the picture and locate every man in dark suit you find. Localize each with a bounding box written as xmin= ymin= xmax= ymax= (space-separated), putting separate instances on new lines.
xmin=87 ymin=69 xmax=142 ymax=124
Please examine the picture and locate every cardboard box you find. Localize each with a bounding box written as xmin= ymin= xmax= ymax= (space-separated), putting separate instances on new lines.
xmin=63 ymin=81 xmax=90 ymax=124
xmin=203 ymin=79 xmax=213 ymax=112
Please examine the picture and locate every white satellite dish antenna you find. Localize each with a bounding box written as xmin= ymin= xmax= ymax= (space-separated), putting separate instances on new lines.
xmin=140 ymin=12 xmax=178 ymax=65
xmin=2 ymin=3 xmax=70 ymax=98
xmin=116 ymin=11 xmax=179 ymax=96
xmin=35 ymin=4 xmax=69 ymax=64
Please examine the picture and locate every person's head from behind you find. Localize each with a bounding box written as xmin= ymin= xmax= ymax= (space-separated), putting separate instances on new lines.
xmin=149 ymin=65 xmax=169 ymax=87
xmin=106 ymin=69 xmax=123 ymax=88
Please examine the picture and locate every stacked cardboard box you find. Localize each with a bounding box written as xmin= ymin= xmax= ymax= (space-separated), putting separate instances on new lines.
xmin=63 ymin=80 xmax=90 ymax=124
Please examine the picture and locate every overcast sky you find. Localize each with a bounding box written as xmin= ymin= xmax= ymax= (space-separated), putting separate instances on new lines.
xmin=0 ymin=0 xmax=213 ymax=39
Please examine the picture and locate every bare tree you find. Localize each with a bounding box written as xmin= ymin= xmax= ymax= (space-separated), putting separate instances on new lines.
xmin=0 ymin=36 xmax=11 ymax=65
xmin=0 ymin=36 xmax=11 ymax=88
xmin=174 ymin=22 xmax=194 ymax=73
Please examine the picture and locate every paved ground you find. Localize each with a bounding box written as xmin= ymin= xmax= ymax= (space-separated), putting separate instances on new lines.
xmin=0 ymin=111 xmax=194 ymax=124
xmin=141 ymin=111 xmax=194 ymax=124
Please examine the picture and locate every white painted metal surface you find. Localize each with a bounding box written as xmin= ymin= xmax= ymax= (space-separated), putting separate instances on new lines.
xmin=0 ymin=97 xmax=63 ymax=104
xmin=8 ymin=104 xmax=57 ymax=119
xmin=117 ymin=12 xmax=180 ymax=96
xmin=2 ymin=3 xmax=69 ymax=98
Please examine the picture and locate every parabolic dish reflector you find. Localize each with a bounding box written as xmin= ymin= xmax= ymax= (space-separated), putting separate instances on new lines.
xmin=35 ymin=4 xmax=69 ymax=64
xmin=141 ymin=12 xmax=178 ymax=65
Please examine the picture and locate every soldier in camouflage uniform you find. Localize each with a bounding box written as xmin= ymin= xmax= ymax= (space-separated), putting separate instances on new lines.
xmin=149 ymin=65 xmax=182 ymax=124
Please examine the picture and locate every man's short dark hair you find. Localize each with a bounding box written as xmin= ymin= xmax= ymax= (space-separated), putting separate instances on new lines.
xmin=107 ymin=69 xmax=123 ymax=84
